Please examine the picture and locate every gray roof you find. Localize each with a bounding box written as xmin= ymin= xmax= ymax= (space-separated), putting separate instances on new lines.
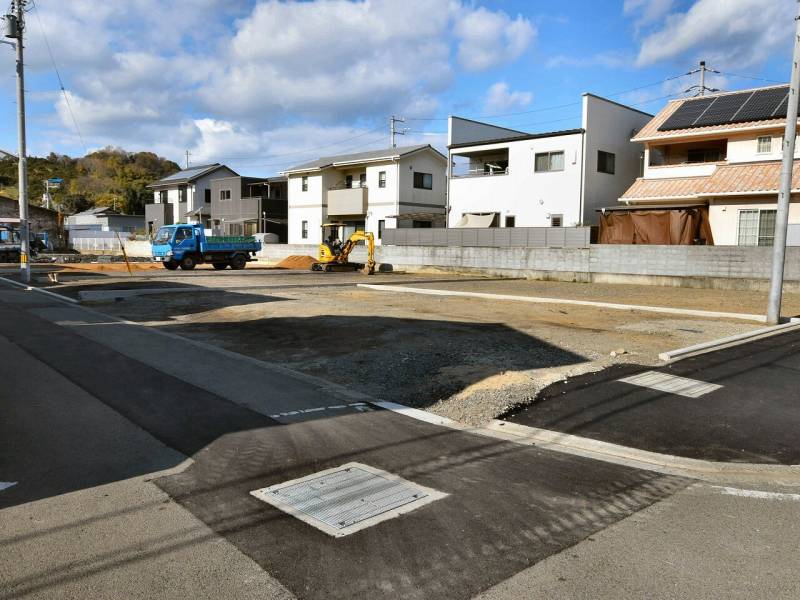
xmin=283 ymin=144 xmax=443 ymax=174
xmin=72 ymin=206 xmax=119 ymax=216
xmin=148 ymin=163 xmax=238 ymax=187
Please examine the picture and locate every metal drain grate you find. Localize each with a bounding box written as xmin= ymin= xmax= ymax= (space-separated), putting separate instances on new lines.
xmin=618 ymin=370 xmax=722 ymax=398
xmin=250 ymin=463 xmax=447 ymax=537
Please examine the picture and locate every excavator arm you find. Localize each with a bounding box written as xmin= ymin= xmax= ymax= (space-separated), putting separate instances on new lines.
xmin=338 ymin=231 xmax=375 ymax=274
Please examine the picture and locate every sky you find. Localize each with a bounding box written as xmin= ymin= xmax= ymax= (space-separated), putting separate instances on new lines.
xmin=0 ymin=0 xmax=796 ymax=176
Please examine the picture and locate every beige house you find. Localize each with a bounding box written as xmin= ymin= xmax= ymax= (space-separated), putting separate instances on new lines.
xmin=616 ymin=84 xmax=800 ymax=245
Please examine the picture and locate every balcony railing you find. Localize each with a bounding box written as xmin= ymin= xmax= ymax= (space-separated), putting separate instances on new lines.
xmin=451 ymin=167 xmax=509 ymax=178
xmin=329 ymin=182 xmax=368 ymax=190
xmin=327 ymin=186 xmax=368 ymax=216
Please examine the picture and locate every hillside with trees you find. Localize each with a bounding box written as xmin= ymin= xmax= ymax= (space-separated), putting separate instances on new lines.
xmin=0 ymin=148 xmax=180 ymax=215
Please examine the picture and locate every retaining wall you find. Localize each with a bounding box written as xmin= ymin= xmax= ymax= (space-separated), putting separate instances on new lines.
xmin=257 ymin=243 xmax=800 ymax=291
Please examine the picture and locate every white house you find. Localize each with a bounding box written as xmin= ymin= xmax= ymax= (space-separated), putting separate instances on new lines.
xmin=145 ymin=163 xmax=237 ymax=233
xmin=282 ymin=145 xmax=447 ymax=245
xmin=447 ymin=94 xmax=652 ymax=228
xmin=617 ymin=84 xmax=800 ymax=246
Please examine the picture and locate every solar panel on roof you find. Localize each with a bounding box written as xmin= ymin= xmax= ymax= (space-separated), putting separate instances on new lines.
xmin=693 ymin=92 xmax=752 ymax=127
xmin=730 ymin=86 xmax=789 ymax=124
xmin=658 ymin=97 xmax=715 ymax=130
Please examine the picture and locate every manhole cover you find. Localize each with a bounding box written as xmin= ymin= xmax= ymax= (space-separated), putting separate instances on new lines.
xmin=250 ymin=463 xmax=447 ymax=537
xmin=618 ymin=371 xmax=722 ymax=398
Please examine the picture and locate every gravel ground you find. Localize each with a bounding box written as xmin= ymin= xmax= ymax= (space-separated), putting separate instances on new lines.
xmin=49 ymin=271 xmax=775 ymax=426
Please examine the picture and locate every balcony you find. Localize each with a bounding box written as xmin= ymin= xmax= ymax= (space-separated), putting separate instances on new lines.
xmin=327 ymin=185 xmax=368 ymax=216
xmin=451 ymin=148 xmax=509 ymax=178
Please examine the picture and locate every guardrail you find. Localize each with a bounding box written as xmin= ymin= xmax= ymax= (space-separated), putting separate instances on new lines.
xmin=381 ymin=227 xmax=591 ymax=248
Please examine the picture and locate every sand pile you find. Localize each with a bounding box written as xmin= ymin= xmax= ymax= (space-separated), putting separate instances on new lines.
xmin=274 ymin=255 xmax=317 ymax=269
xmin=59 ymin=263 xmax=162 ymax=272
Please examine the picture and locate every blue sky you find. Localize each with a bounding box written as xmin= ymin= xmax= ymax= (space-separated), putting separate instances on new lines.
xmin=0 ymin=0 xmax=795 ymax=176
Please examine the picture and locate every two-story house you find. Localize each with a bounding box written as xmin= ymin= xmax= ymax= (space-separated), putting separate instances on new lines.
xmin=145 ymin=163 xmax=237 ymax=233
xmin=447 ymin=94 xmax=652 ymax=228
xmin=615 ymin=84 xmax=799 ymax=245
xmin=209 ymin=175 xmax=288 ymax=240
xmin=282 ymin=144 xmax=447 ymax=245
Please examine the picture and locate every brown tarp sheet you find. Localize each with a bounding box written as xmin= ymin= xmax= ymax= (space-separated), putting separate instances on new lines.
xmin=598 ymin=207 xmax=714 ymax=245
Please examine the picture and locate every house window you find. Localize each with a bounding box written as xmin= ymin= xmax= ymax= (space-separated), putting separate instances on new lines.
xmin=301 ymin=220 xmax=308 ymax=239
xmin=204 ymin=189 xmax=211 ymax=203
xmin=550 ymin=214 xmax=563 ymax=227
xmin=534 ymin=151 xmax=564 ymax=172
xmin=598 ymin=150 xmax=616 ymax=174
xmin=345 ymin=175 xmax=353 ymax=189
xmin=220 ymin=189 xmax=231 ymax=201
xmin=505 ymin=215 xmax=516 ymax=228
xmin=412 ymin=220 xmax=432 ymax=228
xmin=738 ymin=209 xmax=777 ymax=246
xmin=178 ymin=186 xmax=187 ymax=203
xmin=413 ymin=172 xmax=433 ymax=190
xmin=159 ymin=190 xmax=167 ymax=204
xmin=301 ymin=176 xmax=308 ymax=192
xmin=687 ymin=148 xmax=721 ymax=163
xmin=378 ymin=171 xmax=387 ymax=188
xmin=378 ymin=220 xmax=385 ymax=239
xmin=359 ymin=173 xmax=367 ymax=188
xmin=757 ymin=136 xmax=772 ymax=154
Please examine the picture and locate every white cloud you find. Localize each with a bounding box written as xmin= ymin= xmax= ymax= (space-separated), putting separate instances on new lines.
xmin=634 ymin=0 xmax=795 ymax=68
xmin=623 ymin=0 xmax=675 ymax=30
xmin=13 ymin=0 xmax=536 ymax=166
xmin=483 ymin=82 xmax=532 ymax=113
xmin=455 ymin=7 xmax=536 ymax=71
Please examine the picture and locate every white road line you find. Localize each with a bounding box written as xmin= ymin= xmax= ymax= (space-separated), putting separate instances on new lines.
xmin=618 ymin=371 xmax=722 ymax=398
xmin=269 ymin=404 xmax=371 ymax=419
xmin=358 ymin=283 xmax=767 ymax=322
xmin=712 ymin=486 xmax=800 ymax=501
xmin=0 ymin=481 xmax=17 ymax=492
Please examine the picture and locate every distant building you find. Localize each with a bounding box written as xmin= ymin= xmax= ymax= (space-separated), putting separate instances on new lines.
xmin=209 ymin=175 xmax=288 ymax=240
xmin=0 ymin=195 xmax=60 ymax=240
xmin=145 ymin=163 xmax=238 ymax=232
xmin=282 ymin=144 xmax=447 ymax=245
xmin=447 ymin=94 xmax=651 ymax=229
xmin=614 ymin=84 xmax=800 ymax=246
xmin=65 ymin=206 xmax=144 ymax=233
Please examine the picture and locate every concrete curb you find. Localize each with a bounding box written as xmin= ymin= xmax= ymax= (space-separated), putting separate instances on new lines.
xmin=0 ymin=275 xmax=80 ymax=304
xmin=357 ymin=283 xmax=769 ymax=323
xmin=658 ymin=320 xmax=800 ymax=362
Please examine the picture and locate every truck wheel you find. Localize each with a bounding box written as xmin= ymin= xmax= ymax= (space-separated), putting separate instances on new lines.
xmin=212 ymin=262 xmax=228 ymax=270
xmin=229 ymin=254 xmax=247 ymax=270
xmin=163 ymin=260 xmax=179 ymax=271
xmin=179 ymin=255 xmax=197 ymax=270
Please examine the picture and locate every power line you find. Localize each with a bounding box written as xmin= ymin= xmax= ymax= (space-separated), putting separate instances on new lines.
xmin=717 ymin=71 xmax=784 ymax=84
xmin=30 ymin=0 xmax=87 ymax=153
xmin=406 ymin=72 xmax=690 ymax=122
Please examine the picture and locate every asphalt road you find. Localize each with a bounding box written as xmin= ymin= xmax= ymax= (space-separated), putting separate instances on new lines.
xmin=2 ymin=281 xmax=799 ymax=599
xmin=503 ymin=330 xmax=800 ymax=464
xmin=0 ymin=283 xmax=686 ymax=599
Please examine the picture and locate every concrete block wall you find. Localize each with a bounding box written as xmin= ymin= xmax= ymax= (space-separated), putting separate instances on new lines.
xmin=256 ymin=242 xmax=800 ymax=290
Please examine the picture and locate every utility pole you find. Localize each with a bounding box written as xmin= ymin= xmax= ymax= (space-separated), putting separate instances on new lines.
xmin=685 ymin=60 xmax=720 ymax=97
xmin=767 ymin=0 xmax=800 ymax=325
xmin=390 ymin=115 xmax=406 ymax=148
xmin=4 ymin=1 xmax=29 ymax=283
xmin=185 ymin=150 xmax=191 ymax=168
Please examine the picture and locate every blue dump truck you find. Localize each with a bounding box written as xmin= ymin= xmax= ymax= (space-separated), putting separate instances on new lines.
xmin=151 ymin=224 xmax=261 ymax=270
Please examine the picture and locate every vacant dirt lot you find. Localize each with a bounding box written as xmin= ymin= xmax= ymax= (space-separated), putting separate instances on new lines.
xmin=40 ymin=267 xmax=791 ymax=425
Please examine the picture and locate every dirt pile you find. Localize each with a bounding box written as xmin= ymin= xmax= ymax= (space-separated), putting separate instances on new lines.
xmin=274 ymin=255 xmax=317 ymax=270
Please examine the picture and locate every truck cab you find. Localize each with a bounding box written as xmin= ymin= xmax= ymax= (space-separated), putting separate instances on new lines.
xmin=151 ymin=224 xmax=261 ymax=271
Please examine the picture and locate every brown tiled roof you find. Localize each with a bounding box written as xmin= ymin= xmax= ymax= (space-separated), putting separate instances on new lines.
xmin=633 ymin=89 xmax=791 ymax=142
xmin=621 ymin=160 xmax=799 ymax=202
xmin=621 ymin=175 xmax=708 ymax=200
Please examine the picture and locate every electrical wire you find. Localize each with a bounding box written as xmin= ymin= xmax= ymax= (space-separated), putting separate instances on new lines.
xmin=717 ymin=71 xmax=784 ymax=85
xmin=30 ymin=0 xmax=87 ymax=153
